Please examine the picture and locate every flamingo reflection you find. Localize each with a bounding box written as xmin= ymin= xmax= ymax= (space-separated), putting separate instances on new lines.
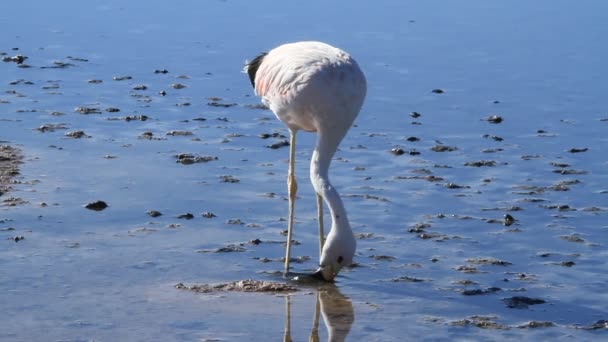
xmin=283 ymin=285 xmax=354 ymax=342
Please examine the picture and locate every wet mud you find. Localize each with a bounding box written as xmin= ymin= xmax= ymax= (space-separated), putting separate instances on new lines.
xmin=0 ymin=145 xmax=21 ymax=198
xmin=175 ymin=279 xmax=298 ymax=293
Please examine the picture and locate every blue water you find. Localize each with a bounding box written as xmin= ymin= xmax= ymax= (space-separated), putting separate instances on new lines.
xmin=1 ymin=1 xmax=607 ymax=341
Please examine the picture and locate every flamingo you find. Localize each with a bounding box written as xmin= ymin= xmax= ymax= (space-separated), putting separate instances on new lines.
xmin=245 ymin=41 xmax=366 ymax=281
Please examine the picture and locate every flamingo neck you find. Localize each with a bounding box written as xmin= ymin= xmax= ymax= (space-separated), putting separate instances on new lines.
xmin=309 ymin=130 xmax=351 ymax=234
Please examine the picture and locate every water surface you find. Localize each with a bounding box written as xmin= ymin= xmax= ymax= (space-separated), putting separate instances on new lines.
xmin=1 ymin=1 xmax=607 ymax=341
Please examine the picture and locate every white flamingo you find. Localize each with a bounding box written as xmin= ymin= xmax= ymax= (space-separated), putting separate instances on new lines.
xmin=245 ymin=41 xmax=366 ymax=281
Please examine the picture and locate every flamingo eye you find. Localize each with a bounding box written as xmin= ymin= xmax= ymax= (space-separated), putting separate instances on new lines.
xmin=337 ymin=256 xmax=344 ymax=264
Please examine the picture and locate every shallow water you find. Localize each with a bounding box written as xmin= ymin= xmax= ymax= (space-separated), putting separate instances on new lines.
xmin=1 ymin=0 xmax=607 ymax=341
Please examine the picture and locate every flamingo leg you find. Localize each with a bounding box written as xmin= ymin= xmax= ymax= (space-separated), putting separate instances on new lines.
xmin=285 ymin=130 xmax=298 ymax=275
xmin=316 ymin=194 xmax=325 ymax=258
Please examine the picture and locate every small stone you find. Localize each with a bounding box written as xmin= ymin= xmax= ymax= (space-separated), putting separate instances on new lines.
xmin=431 ymin=89 xmax=444 ymax=94
xmin=147 ymin=210 xmax=162 ymax=217
xmin=503 ymin=214 xmax=514 ymax=226
xmin=226 ymin=218 xmax=244 ymax=225
xmin=267 ymin=140 xmax=289 ymax=149
xmin=113 ymin=76 xmax=132 ymax=81
xmin=177 ymin=213 xmax=194 ymax=220
xmin=518 ymin=321 xmax=555 ymax=329
xmin=202 ymin=212 xmax=217 ymax=218
xmin=502 ymin=296 xmax=545 ymax=309
xmin=485 ymin=115 xmax=503 ymax=124
xmin=462 ymin=287 xmax=501 ymax=296
xmin=74 ymin=107 xmax=101 ymax=114
xmin=65 ymin=130 xmax=88 ymax=138
xmin=431 ymin=145 xmax=457 ymax=152
xmin=568 ymin=147 xmax=588 ymax=153
xmin=465 ymin=160 xmax=496 ymax=167
xmin=84 ymin=200 xmax=108 ymax=211
xmin=391 ymin=148 xmax=405 ymax=156
xmin=220 ymin=175 xmax=240 ymax=183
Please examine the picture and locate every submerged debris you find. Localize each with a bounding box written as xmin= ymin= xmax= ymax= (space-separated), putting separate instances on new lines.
xmin=259 ymin=132 xmax=285 ymax=139
xmin=444 ymin=183 xmax=470 ymax=189
xmin=11 ymin=235 xmax=25 ymax=242
xmin=431 ymin=145 xmax=457 ymax=152
xmin=177 ymin=213 xmax=194 ymax=220
xmin=559 ymin=234 xmax=585 ymax=243
xmin=220 ymin=175 xmax=240 ymax=183
xmin=455 ymin=265 xmax=483 ymax=274
xmin=462 ymin=287 xmax=501 ymax=296
xmin=65 ymin=130 xmax=89 ymax=138
xmin=391 ymin=147 xmax=405 ymax=155
xmin=391 ymin=276 xmax=427 ymax=283
xmin=568 ymin=147 xmax=588 ymax=153
xmin=198 ymin=244 xmax=246 ymax=253
xmin=578 ymin=320 xmax=608 ymax=330
xmin=113 ymin=75 xmax=132 ymax=81
xmin=372 ymin=255 xmax=396 ymax=261
xmin=450 ymin=315 xmax=509 ymax=330
xmin=41 ymin=61 xmax=75 ymax=69
xmin=208 ymin=101 xmax=237 ymax=108
xmin=2 ymin=54 xmax=28 ymax=64
xmin=517 ymin=321 xmax=556 ymax=329
xmin=147 ymin=210 xmax=162 ymax=217
xmin=36 ymin=123 xmax=68 ymax=132
xmin=74 ymin=106 xmax=101 ymax=114
xmin=244 ymin=103 xmax=269 ymax=110
xmin=465 ymin=160 xmax=496 ymax=167
xmin=166 ymin=130 xmax=193 ymax=136
xmin=502 ymin=296 xmax=546 ymax=309
xmin=267 ymin=140 xmax=289 ymax=149
xmin=175 ymin=153 xmax=218 ymax=164
xmin=466 ymin=258 xmax=512 ymax=266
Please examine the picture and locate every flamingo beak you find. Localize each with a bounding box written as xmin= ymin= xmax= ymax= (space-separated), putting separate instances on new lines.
xmin=312 ymin=266 xmax=336 ymax=282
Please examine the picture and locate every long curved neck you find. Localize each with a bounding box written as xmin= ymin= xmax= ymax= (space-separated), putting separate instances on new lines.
xmin=309 ymin=129 xmax=351 ymax=233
